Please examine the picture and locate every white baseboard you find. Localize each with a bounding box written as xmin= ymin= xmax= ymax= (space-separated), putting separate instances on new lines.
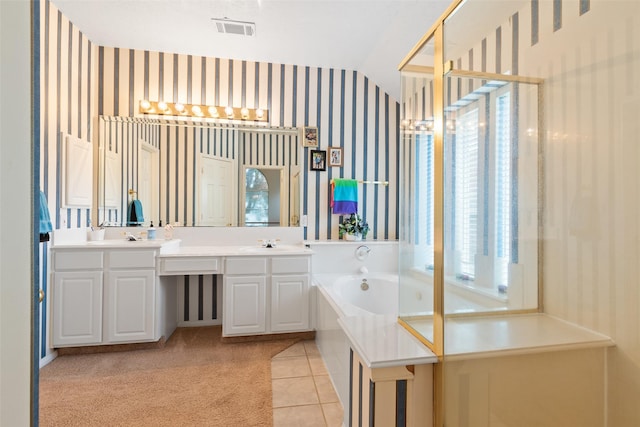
xmin=39 ymin=350 xmax=58 ymax=368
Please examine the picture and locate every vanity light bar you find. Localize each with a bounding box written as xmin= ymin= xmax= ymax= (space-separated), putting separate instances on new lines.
xmin=139 ymin=100 xmax=269 ymax=122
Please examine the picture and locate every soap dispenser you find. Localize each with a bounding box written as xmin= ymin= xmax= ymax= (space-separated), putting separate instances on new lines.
xmin=148 ymin=221 xmax=156 ymax=240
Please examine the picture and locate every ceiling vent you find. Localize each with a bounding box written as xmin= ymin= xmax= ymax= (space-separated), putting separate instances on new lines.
xmin=212 ymin=18 xmax=256 ymax=37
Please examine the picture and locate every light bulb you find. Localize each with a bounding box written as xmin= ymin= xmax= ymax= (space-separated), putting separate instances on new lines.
xmin=225 ymin=106 xmax=234 ymax=117
xmin=140 ymin=100 xmax=151 ymax=110
xmin=241 ymin=108 xmax=249 ymax=118
xmin=191 ymin=105 xmax=202 ymax=115
xmin=175 ymin=103 xmax=185 ymax=112
xmin=255 ymin=108 xmax=264 ymax=119
xmin=208 ymin=106 xmax=219 ymax=117
xmin=158 ymin=101 xmax=168 ymax=112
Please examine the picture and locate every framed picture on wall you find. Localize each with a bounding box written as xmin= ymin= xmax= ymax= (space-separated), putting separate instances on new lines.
xmin=328 ymin=147 xmax=343 ymax=167
xmin=310 ymin=150 xmax=326 ymax=171
xmin=303 ymin=126 xmax=319 ymax=147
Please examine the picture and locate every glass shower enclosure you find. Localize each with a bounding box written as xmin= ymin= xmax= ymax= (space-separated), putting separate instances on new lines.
xmin=397 ymin=0 xmax=551 ymax=425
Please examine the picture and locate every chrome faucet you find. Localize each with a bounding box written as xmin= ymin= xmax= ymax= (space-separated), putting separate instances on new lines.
xmin=261 ymin=238 xmax=279 ymax=248
xmin=355 ymin=245 xmax=371 ymax=261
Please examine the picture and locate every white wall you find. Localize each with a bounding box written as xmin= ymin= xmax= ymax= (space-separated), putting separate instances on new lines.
xmin=0 ymin=0 xmax=33 ymax=424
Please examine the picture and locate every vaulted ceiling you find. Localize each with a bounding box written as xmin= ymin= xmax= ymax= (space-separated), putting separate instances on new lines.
xmin=52 ymin=0 xmax=452 ymax=100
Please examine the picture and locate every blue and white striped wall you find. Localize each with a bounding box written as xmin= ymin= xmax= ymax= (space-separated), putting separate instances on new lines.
xmin=39 ymin=0 xmax=96 ymax=364
xmin=41 ymin=0 xmax=402 ymax=238
xmin=96 ymin=47 xmax=400 ymax=241
xmin=38 ymin=0 xmax=401 ymax=355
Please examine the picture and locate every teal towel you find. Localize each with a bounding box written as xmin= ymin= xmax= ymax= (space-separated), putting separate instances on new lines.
xmin=39 ymin=191 xmax=53 ymax=234
xmin=127 ymin=199 xmax=144 ymax=226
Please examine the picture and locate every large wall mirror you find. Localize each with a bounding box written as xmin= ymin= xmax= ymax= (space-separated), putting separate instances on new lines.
xmin=96 ymin=116 xmax=301 ymax=227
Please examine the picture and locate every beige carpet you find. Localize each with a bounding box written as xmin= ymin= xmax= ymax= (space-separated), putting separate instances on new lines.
xmin=39 ymin=326 xmax=299 ymax=426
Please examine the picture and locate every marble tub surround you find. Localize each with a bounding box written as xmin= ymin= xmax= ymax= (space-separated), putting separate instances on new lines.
xmin=338 ymin=315 xmax=437 ymax=368
xmin=310 ymin=241 xmax=437 ymax=426
xmin=445 ymin=313 xmax=613 ymax=360
xmin=313 ymin=270 xmax=436 ymax=369
xmin=307 ymin=240 xmax=398 ymax=275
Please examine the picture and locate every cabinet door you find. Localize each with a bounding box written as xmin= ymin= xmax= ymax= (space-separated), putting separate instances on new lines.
xmin=104 ymin=270 xmax=155 ymax=343
xmin=52 ymin=271 xmax=103 ymax=347
xmin=271 ymin=274 xmax=310 ymax=332
xmin=223 ymin=275 xmax=266 ymax=336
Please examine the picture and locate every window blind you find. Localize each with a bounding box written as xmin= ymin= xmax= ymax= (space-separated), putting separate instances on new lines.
xmin=495 ymin=93 xmax=511 ymax=287
xmin=455 ymin=109 xmax=479 ymax=279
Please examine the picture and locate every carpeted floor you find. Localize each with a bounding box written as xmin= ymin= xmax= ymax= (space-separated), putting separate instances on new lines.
xmin=39 ymin=326 xmax=299 ymax=426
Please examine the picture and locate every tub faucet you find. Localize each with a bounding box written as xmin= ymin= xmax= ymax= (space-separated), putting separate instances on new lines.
xmin=355 ymin=245 xmax=371 ymax=261
xmin=359 ymin=266 xmax=369 ymax=275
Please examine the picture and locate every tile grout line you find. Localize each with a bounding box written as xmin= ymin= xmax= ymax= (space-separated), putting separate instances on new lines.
xmin=305 ymin=345 xmax=330 ymax=426
xmin=272 ymin=341 xmax=342 ymax=426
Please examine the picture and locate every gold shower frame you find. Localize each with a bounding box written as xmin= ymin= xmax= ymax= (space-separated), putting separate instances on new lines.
xmin=398 ymin=0 xmax=544 ymax=425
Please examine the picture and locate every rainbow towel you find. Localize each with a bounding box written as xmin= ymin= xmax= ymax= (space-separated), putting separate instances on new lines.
xmin=331 ymin=178 xmax=358 ymax=214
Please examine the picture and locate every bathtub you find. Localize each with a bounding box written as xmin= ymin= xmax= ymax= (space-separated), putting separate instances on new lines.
xmin=314 ymin=273 xmax=398 ymax=426
xmin=317 ymin=273 xmax=399 ymax=317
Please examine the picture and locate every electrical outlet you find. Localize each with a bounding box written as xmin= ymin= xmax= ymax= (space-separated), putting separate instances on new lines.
xmin=301 ymin=215 xmax=308 ymax=226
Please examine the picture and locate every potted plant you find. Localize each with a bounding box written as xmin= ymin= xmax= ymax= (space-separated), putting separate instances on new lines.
xmin=338 ymin=213 xmax=369 ymax=241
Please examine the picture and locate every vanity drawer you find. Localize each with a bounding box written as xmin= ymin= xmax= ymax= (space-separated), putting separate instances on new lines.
xmin=54 ymin=251 xmax=103 ymax=270
xmin=108 ymin=250 xmax=156 ymax=269
xmin=271 ymin=257 xmax=311 ymax=274
xmin=225 ymin=257 xmax=267 ymax=275
xmin=159 ymin=257 xmax=221 ymax=275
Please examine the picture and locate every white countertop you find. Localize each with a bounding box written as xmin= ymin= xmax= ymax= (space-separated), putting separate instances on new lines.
xmin=158 ymin=244 xmax=313 ymax=257
xmin=404 ymin=313 xmax=615 ymax=361
xmin=52 ymin=239 xmax=312 ymax=257
xmin=338 ymin=315 xmax=438 ymax=369
xmin=52 ymin=238 xmax=181 ymax=252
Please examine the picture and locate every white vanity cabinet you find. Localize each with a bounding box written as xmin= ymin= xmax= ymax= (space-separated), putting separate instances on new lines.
xmin=271 ymin=257 xmax=311 ymax=332
xmin=52 ymin=251 xmax=104 ymax=346
xmin=104 ymin=250 xmax=157 ymax=343
xmin=223 ymin=255 xmax=311 ymax=337
xmin=51 ymin=243 xmax=177 ymax=348
xmin=223 ymin=257 xmax=268 ymax=335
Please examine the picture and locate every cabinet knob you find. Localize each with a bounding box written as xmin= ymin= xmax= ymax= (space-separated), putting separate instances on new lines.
xmin=39 ymin=289 xmax=45 ymax=303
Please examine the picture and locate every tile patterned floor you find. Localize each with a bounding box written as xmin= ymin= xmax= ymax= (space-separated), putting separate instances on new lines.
xmin=272 ymin=340 xmax=344 ymax=427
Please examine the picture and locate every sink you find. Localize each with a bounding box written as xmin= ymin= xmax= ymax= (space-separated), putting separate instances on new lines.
xmin=238 ymin=245 xmax=304 ymax=253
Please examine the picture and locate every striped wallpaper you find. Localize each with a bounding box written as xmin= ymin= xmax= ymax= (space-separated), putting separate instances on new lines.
xmin=39 ymin=0 xmax=96 ymax=362
xmin=38 ymin=0 xmax=400 ymax=352
xmin=38 ymin=1 xmax=640 ymax=423
xmin=40 ymin=0 xmax=401 ymax=240
xmin=97 ymin=47 xmax=400 ymax=241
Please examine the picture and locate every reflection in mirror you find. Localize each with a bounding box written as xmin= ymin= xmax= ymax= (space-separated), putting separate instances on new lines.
xmin=198 ymin=153 xmax=237 ymax=226
xmin=242 ymin=166 xmax=286 ymax=227
xmin=245 ymin=168 xmax=270 ymax=225
xmin=97 ymin=116 xmax=301 ymax=227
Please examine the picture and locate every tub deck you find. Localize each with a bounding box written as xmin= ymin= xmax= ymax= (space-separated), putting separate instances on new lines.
xmin=314 ymin=274 xmax=437 ymax=369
